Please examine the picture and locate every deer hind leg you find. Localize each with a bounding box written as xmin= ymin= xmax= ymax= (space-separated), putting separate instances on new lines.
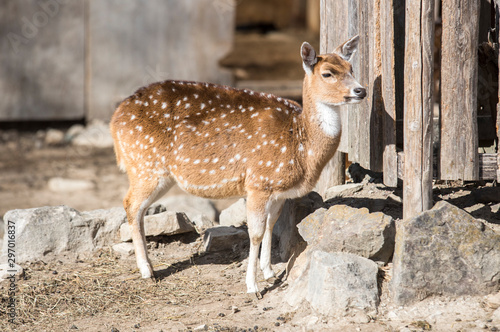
xmin=245 ymin=193 xmax=284 ymax=294
xmin=124 ymin=176 xmax=174 ymax=279
xmin=259 ymin=199 xmax=285 ymax=281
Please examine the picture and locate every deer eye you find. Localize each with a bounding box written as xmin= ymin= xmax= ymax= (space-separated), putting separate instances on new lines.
xmin=322 ymin=73 xmax=332 ymax=78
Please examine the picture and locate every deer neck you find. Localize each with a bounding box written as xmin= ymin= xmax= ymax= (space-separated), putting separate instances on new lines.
xmin=298 ymin=81 xmax=342 ymax=182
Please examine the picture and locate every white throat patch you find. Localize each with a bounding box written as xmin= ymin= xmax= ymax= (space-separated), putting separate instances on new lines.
xmin=315 ymin=102 xmax=342 ymax=137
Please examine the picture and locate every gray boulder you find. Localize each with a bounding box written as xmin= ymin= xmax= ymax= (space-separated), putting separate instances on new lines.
xmin=119 ymin=211 xmax=194 ymax=242
xmin=219 ymin=198 xmax=247 ymax=227
xmin=1 ymin=206 xmax=126 ymax=263
xmin=286 ymin=250 xmax=379 ymax=317
xmin=324 ymin=183 xmax=363 ymax=200
xmin=203 ymin=226 xmax=248 ymax=252
xmin=112 ymin=242 xmax=135 ymax=256
xmin=155 ymin=195 xmax=217 ymax=223
xmin=298 ymin=204 xmax=395 ymax=263
xmin=392 ymin=201 xmax=500 ymax=305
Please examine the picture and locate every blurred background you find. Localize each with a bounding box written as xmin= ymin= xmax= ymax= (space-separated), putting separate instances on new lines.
xmin=0 ymin=0 xmax=320 ymax=216
xmin=0 ymin=0 xmax=320 ymax=124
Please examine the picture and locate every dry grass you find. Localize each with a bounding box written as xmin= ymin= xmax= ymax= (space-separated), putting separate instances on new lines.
xmin=0 ymin=247 xmax=225 ymax=331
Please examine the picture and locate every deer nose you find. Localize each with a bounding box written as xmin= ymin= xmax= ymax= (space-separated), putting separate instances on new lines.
xmin=354 ymin=87 xmax=367 ymax=98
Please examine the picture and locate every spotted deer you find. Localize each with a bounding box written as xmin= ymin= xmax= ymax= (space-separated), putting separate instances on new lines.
xmin=110 ymin=36 xmax=366 ymax=296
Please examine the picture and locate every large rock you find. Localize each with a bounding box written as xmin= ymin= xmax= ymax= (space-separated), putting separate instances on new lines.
xmin=219 ymin=198 xmax=247 ymax=227
xmin=273 ymin=192 xmax=323 ymax=261
xmin=324 ymin=183 xmax=363 ymax=200
xmin=155 ymin=195 xmax=217 ymax=223
xmin=119 ymin=211 xmax=194 ymax=242
xmin=298 ymin=205 xmax=395 ymax=263
xmin=286 ymin=250 xmax=379 ymax=317
xmin=203 ymin=227 xmax=248 ymax=252
xmin=392 ymin=201 xmax=500 ymax=305
xmin=1 ymin=206 xmax=126 ymax=263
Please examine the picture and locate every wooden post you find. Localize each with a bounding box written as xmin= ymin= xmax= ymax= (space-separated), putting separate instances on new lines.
xmin=317 ymin=0 xmax=349 ymax=192
xmin=403 ymin=0 xmax=435 ymax=219
xmin=380 ymin=0 xmax=404 ymax=187
xmin=440 ymin=0 xmax=480 ymax=180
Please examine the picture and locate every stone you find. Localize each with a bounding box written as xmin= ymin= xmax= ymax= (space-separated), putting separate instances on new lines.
xmin=190 ymin=214 xmax=216 ymax=233
xmin=392 ymin=201 xmax=500 ymax=305
xmin=82 ymin=207 xmax=128 ymax=247
xmin=66 ymin=124 xmax=85 ymax=141
xmin=44 ymin=128 xmax=65 ymax=146
xmin=486 ymin=292 xmax=500 ymax=310
xmin=1 ymin=206 xmax=126 ymax=263
xmin=120 ymin=211 xmax=194 ymax=242
xmin=298 ymin=205 xmax=395 ymax=263
xmin=71 ymin=120 xmax=114 ymax=148
xmin=156 ymin=195 xmax=217 ymax=222
xmin=324 ymin=183 xmax=363 ymax=200
xmin=219 ymin=198 xmax=247 ymax=227
xmin=493 ymin=307 xmax=500 ymax=324
xmin=286 ymin=250 xmax=379 ymax=317
xmin=203 ymin=227 xmax=248 ymax=252
xmin=0 ymin=263 xmax=24 ymax=282
xmin=273 ymin=191 xmax=323 ymax=261
xmin=48 ymin=177 xmax=96 ymax=192
xmin=146 ymin=203 xmax=167 ymax=216
xmin=112 ymin=242 xmax=135 ymax=256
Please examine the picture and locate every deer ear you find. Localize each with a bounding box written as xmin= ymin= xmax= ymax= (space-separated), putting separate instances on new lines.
xmin=334 ymin=35 xmax=359 ymax=61
xmin=301 ymin=42 xmax=317 ymax=74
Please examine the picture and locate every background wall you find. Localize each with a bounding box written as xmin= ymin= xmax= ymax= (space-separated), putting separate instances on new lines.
xmin=0 ymin=0 xmax=235 ymax=121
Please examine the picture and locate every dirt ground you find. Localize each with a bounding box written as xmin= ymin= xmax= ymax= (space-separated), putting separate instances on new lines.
xmin=0 ymin=127 xmax=499 ymax=332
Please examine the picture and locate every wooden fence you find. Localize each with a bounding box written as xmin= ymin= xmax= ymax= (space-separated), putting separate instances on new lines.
xmin=319 ymin=0 xmax=500 ymax=218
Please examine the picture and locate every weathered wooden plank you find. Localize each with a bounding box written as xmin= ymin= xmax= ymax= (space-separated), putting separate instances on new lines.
xmin=497 ymin=0 xmax=500 ymax=182
xmin=315 ymin=151 xmax=346 ymax=197
xmin=380 ymin=0 xmax=401 ymax=187
xmin=320 ymin=0 xmax=349 ymax=152
xmin=398 ymin=152 xmax=498 ymax=181
xmin=347 ymin=0 xmax=360 ymax=163
xmin=369 ymin=0 xmax=383 ymax=172
xmin=440 ymin=0 xmax=480 ymax=180
xmin=0 ymin=0 xmax=85 ymax=120
xmin=403 ymin=0 xmax=435 ymax=219
xmin=356 ymin=1 xmax=371 ymax=169
xmin=316 ymin=0 xmax=349 ymax=190
xmin=87 ymin=0 xmax=234 ymax=120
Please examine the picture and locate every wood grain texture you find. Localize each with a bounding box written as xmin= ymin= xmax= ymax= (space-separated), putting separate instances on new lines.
xmin=403 ymin=0 xmax=435 ymax=219
xmin=380 ymin=0 xmax=403 ymax=187
xmin=440 ymin=0 xmax=480 ymax=180
xmin=317 ymin=0 xmax=349 ymax=189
